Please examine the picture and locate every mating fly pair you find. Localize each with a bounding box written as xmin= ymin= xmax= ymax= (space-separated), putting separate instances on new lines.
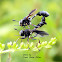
xmin=13 ymin=9 xmax=49 ymax=49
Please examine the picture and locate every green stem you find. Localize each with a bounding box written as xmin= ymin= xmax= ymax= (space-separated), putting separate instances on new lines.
xmin=0 ymin=49 xmax=28 ymax=54
xmin=0 ymin=54 xmax=1 ymax=62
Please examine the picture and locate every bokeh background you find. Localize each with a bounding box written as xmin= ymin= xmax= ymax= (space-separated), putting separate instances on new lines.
xmin=0 ymin=0 xmax=62 ymax=62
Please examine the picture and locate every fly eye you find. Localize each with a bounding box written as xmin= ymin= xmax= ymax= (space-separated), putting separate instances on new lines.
xmin=28 ymin=17 xmax=30 ymax=19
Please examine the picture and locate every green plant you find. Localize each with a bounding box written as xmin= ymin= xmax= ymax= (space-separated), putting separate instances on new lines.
xmin=0 ymin=37 xmax=56 ymax=62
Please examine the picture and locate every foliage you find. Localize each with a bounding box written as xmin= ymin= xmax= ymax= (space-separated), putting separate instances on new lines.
xmin=0 ymin=37 xmax=56 ymax=54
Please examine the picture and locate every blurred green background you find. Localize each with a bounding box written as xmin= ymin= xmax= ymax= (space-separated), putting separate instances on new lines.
xmin=0 ymin=0 xmax=62 ymax=62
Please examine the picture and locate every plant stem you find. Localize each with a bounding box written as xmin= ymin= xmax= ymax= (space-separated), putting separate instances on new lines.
xmin=0 ymin=49 xmax=28 ymax=54
xmin=0 ymin=54 xmax=1 ymax=62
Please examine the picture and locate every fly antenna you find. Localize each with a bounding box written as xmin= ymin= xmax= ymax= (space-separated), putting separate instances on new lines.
xmin=14 ymin=25 xmax=20 ymax=26
xmin=14 ymin=28 xmax=20 ymax=31
xmin=12 ymin=19 xmax=19 ymax=22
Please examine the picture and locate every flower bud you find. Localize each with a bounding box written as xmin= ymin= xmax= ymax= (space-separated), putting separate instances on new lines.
xmin=16 ymin=44 xmax=18 ymax=49
xmin=45 ymin=45 xmax=52 ymax=49
xmin=12 ymin=42 xmax=16 ymax=48
xmin=2 ymin=44 xmax=5 ymax=50
xmin=51 ymin=37 xmax=56 ymax=42
xmin=32 ymin=47 xmax=38 ymax=51
xmin=0 ymin=43 xmax=2 ymax=49
xmin=41 ymin=41 xmax=47 ymax=46
xmin=7 ymin=42 xmax=12 ymax=49
xmin=48 ymin=37 xmax=56 ymax=45
xmin=29 ymin=42 xmax=34 ymax=48
xmin=20 ymin=42 xmax=25 ymax=48
xmin=37 ymin=43 xmax=41 ymax=48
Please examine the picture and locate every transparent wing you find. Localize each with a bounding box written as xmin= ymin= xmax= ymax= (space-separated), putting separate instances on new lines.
xmin=29 ymin=9 xmax=37 ymax=16
xmin=26 ymin=9 xmax=37 ymax=19
xmin=33 ymin=30 xmax=49 ymax=36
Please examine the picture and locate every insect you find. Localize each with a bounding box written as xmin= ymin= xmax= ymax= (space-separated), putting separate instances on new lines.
xmin=13 ymin=10 xmax=49 ymax=49
xmin=13 ymin=9 xmax=37 ymax=28
xmin=14 ymin=28 xmax=49 ymax=48
xmin=15 ymin=28 xmax=49 ymax=40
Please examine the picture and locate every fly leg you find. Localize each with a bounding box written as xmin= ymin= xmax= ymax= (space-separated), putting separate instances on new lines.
xmin=16 ymin=38 xmax=20 ymax=42
xmin=28 ymin=25 xmax=30 ymax=29
xmin=23 ymin=26 xmax=25 ymax=30
xmin=36 ymin=40 xmax=41 ymax=51
xmin=27 ymin=37 xmax=30 ymax=49
xmin=30 ymin=37 xmax=36 ymax=40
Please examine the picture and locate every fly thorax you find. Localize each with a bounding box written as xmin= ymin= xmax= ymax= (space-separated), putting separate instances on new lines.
xmin=19 ymin=30 xmax=24 ymax=36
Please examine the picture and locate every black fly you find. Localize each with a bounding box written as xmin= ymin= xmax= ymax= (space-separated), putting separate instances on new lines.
xmin=14 ymin=28 xmax=49 ymax=48
xmin=13 ymin=9 xmax=37 ymax=28
xmin=14 ymin=28 xmax=49 ymax=39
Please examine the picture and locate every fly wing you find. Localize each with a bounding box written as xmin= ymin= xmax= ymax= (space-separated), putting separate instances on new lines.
xmin=26 ymin=9 xmax=37 ymax=19
xmin=29 ymin=9 xmax=37 ymax=16
xmin=33 ymin=30 xmax=49 ymax=36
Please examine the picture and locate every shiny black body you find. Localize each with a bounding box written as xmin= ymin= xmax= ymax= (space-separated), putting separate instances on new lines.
xmin=34 ymin=16 xmax=47 ymax=29
xmin=36 ymin=11 xmax=49 ymax=17
xmin=19 ymin=9 xmax=37 ymax=26
xmin=20 ymin=29 xmax=30 ymax=39
xmin=13 ymin=9 xmax=37 ymax=27
xmin=35 ymin=22 xmax=44 ymax=28
xmin=19 ymin=29 xmax=49 ymax=39
xmin=19 ymin=17 xmax=31 ymax=26
xmin=24 ymin=29 xmax=30 ymax=37
xmin=31 ymin=11 xmax=49 ymax=29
